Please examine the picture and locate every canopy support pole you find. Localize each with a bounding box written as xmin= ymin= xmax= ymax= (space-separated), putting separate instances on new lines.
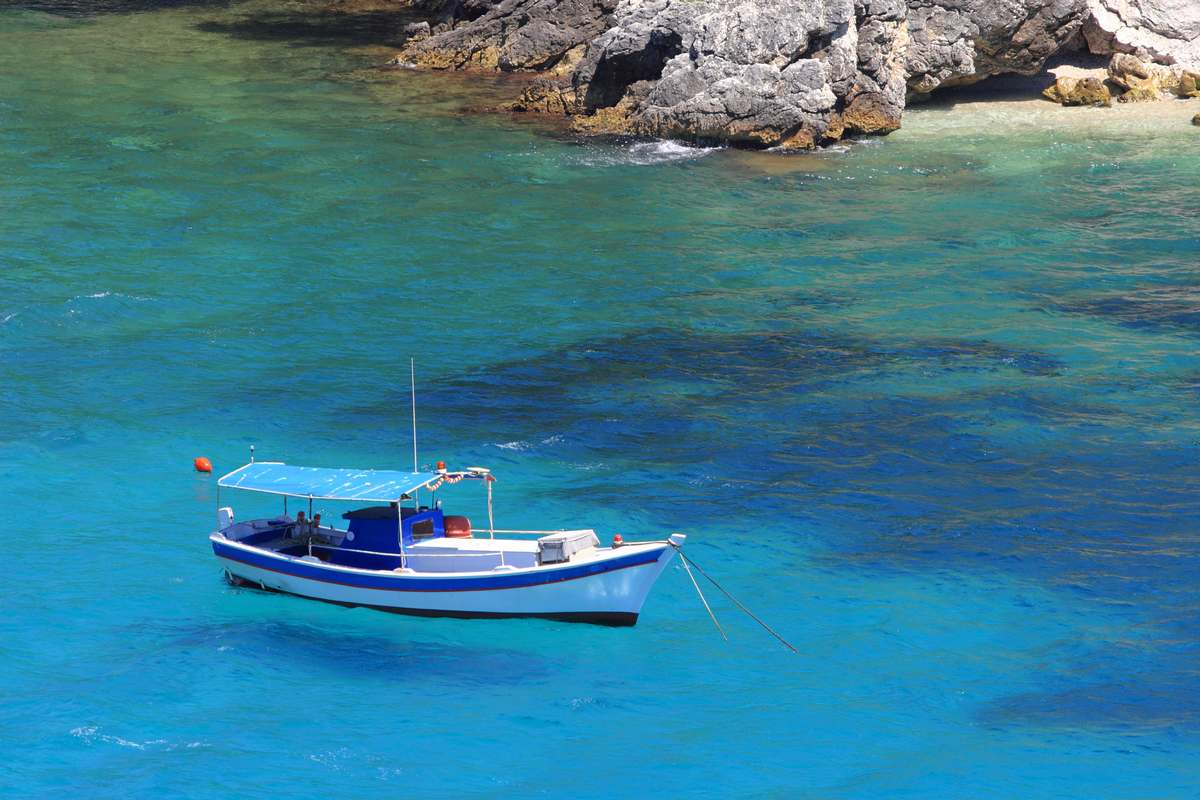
xmin=486 ymin=479 xmax=504 ymax=567
xmin=487 ymin=479 xmax=495 ymax=541
xmin=397 ymin=501 xmax=407 ymax=569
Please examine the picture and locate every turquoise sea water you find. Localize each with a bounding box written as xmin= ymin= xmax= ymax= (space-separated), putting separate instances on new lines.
xmin=3 ymin=3 xmax=1200 ymax=797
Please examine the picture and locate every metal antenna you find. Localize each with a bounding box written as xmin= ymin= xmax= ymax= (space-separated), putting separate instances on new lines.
xmin=410 ymin=358 xmax=418 ymax=473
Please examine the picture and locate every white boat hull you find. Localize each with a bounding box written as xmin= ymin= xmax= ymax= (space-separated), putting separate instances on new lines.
xmin=211 ymin=535 xmax=679 ymax=626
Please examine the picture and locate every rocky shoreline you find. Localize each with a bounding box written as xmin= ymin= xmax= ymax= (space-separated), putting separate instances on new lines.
xmin=379 ymin=0 xmax=1200 ymax=149
xmin=1043 ymin=53 xmax=1199 ymax=106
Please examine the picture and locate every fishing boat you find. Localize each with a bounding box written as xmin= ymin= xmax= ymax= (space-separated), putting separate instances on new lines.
xmin=209 ymin=459 xmax=684 ymax=626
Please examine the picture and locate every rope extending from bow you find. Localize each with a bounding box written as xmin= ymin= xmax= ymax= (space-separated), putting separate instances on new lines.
xmin=671 ymin=543 xmax=799 ymax=655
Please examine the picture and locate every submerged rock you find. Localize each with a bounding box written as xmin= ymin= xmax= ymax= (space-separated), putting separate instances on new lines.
xmin=1193 ymin=111 xmax=1200 ymax=126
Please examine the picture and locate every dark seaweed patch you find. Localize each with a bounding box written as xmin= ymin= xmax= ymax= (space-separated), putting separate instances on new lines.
xmin=338 ymin=326 xmax=1075 ymax=533
xmin=113 ymin=619 xmax=553 ymax=686
xmin=6 ymin=0 xmax=234 ymax=14
xmin=978 ymin=673 xmax=1200 ymax=730
xmin=196 ymin=8 xmax=417 ymax=49
xmin=1053 ymin=287 xmax=1200 ymax=335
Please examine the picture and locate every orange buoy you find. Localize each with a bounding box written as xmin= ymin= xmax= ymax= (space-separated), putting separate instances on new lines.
xmin=194 ymin=456 xmax=213 ymax=473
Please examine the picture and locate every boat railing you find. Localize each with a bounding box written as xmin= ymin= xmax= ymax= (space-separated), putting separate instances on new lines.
xmin=271 ymin=524 xmax=615 ymax=567
xmin=280 ymin=524 xmax=576 ymax=539
xmin=249 ymin=518 xmax=579 ymax=541
xmin=473 ymin=528 xmax=579 ymax=536
xmin=302 ymin=542 xmax=515 ymax=558
xmin=301 ymin=542 xmax=516 ymax=572
xmin=292 ymin=536 xmax=641 ymax=561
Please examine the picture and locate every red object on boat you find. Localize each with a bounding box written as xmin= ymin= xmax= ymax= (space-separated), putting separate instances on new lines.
xmin=612 ymin=534 xmax=623 ymax=547
xmin=194 ymin=457 xmax=213 ymax=473
xmin=443 ymin=515 xmax=472 ymax=538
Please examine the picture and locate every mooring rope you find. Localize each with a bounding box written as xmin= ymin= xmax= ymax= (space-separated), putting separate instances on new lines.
xmin=678 ymin=549 xmax=727 ymax=642
xmin=673 ymin=545 xmax=799 ymax=655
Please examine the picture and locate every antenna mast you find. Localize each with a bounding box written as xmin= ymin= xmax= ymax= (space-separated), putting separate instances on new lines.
xmin=410 ymin=358 xmax=418 ymax=473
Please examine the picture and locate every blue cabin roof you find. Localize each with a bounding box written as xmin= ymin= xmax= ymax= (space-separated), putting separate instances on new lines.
xmin=217 ymin=462 xmax=441 ymax=502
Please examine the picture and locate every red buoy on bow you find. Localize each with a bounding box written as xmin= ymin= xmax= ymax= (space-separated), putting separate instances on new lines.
xmin=194 ymin=457 xmax=213 ymax=473
xmin=612 ymin=534 xmax=623 ymax=547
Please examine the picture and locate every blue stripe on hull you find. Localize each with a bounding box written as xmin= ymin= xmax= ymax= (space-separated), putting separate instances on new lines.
xmin=211 ymin=539 xmax=664 ymax=592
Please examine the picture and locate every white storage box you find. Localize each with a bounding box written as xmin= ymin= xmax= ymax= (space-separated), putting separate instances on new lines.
xmin=537 ymin=530 xmax=600 ymax=565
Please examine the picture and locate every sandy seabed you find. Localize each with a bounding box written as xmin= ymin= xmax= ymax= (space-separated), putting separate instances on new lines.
xmin=899 ymin=93 xmax=1200 ymax=139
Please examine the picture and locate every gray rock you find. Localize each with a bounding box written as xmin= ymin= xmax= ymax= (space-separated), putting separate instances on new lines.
xmin=1108 ymin=51 xmax=1152 ymax=87
xmin=401 ymin=0 xmax=619 ymax=71
xmin=570 ymin=0 xmax=906 ymax=147
xmin=1104 ymin=51 xmax=1200 ymax=100
xmin=394 ymin=0 xmax=1200 ymax=147
xmin=905 ymin=0 xmax=1089 ymax=96
xmin=895 ymin=1 xmax=1198 ymax=99
xmin=402 ymin=21 xmax=432 ymax=42
xmin=1084 ymin=0 xmax=1200 ymax=70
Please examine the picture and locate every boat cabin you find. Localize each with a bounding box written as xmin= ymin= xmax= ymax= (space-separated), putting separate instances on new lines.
xmin=215 ymin=461 xmax=601 ymax=573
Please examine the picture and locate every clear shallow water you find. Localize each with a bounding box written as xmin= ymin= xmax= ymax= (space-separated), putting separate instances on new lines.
xmin=2 ymin=3 xmax=1200 ymax=797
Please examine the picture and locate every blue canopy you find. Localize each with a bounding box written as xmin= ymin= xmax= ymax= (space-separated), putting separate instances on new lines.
xmin=218 ymin=462 xmax=441 ymax=502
